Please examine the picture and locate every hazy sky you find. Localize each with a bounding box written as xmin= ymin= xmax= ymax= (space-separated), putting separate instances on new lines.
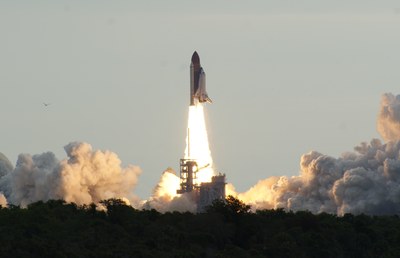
xmin=1 ymin=1 xmax=400 ymax=198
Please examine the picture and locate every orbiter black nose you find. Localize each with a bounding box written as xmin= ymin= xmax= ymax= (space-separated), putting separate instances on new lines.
xmin=191 ymin=51 xmax=200 ymax=65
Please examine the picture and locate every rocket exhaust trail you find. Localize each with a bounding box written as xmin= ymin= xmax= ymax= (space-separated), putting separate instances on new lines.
xmin=184 ymin=104 xmax=214 ymax=185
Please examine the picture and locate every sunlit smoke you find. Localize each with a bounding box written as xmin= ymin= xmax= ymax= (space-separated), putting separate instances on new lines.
xmin=184 ymin=104 xmax=215 ymax=184
xmin=145 ymin=168 xmax=196 ymax=213
xmin=0 ymin=194 xmax=6 ymax=207
xmin=229 ymin=93 xmax=400 ymax=216
xmin=152 ymin=168 xmax=180 ymax=200
xmin=378 ymin=93 xmax=400 ymax=142
xmin=0 ymin=142 xmax=142 ymax=207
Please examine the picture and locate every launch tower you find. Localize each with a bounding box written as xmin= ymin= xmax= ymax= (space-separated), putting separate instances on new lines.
xmin=177 ymin=159 xmax=198 ymax=194
xmin=176 ymin=158 xmax=226 ymax=212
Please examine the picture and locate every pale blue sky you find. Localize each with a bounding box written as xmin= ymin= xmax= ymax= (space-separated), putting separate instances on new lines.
xmin=1 ymin=1 xmax=400 ymax=198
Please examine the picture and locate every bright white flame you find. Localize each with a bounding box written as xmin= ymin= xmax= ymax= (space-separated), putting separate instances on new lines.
xmin=184 ymin=104 xmax=215 ymax=184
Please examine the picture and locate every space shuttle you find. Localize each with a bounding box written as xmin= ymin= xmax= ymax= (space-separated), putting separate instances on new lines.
xmin=190 ymin=51 xmax=212 ymax=106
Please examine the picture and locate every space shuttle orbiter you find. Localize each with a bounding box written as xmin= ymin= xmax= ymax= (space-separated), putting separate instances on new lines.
xmin=190 ymin=51 xmax=212 ymax=106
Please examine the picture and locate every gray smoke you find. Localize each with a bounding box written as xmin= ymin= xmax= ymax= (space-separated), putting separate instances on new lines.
xmin=234 ymin=93 xmax=400 ymax=215
xmin=0 ymin=142 xmax=141 ymax=207
xmin=0 ymin=152 xmax=13 ymax=177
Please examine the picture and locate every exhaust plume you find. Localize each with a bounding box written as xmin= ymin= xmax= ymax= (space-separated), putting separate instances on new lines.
xmin=144 ymin=168 xmax=197 ymax=213
xmin=185 ymin=104 xmax=215 ymax=183
xmin=0 ymin=142 xmax=141 ymax=207
xmin=232 ymin=93 xmax=400 ymax=215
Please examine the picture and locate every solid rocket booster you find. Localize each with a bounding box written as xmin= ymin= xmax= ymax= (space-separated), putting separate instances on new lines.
xmin=190 ymin=51 xmax=212 ymax=106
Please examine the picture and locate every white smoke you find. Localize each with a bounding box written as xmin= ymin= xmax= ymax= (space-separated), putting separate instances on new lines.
xmin=232 ymin=93 xmax=400 ymax=215
xmin=0 ymin=142 xmax=141 ymax=207
xmin=58 ymin=142 xmax=141 ymax=206
xmin=144 ymin=168 xmax=197 ymax=213
xmin=0 ymin=142 xmax=197 ymax=212
xmin=144 ymin=192 xmax=197 ymax=213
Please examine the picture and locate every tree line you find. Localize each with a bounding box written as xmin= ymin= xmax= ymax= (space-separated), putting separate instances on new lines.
xmin=0 ymin=196 xmax=399 ymax=257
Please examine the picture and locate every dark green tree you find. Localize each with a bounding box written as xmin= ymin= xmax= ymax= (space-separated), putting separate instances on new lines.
xmin=206 ymin=195 xmax=251 ymax=215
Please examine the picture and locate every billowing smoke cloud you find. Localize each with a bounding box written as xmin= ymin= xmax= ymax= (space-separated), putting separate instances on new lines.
xmin=144 ymin=168 xmax=197 ymax=213
xmin=231 ymin=93 xmax=400 ymax=215
xmin=0 ymin=142 xmax=141 ymax=207
xmin=378 ymin=93 xmax=400 ymax=142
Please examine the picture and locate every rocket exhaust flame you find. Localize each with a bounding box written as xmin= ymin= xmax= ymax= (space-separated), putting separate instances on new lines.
xmin=184 ymin=104 xmax=215 ymax=185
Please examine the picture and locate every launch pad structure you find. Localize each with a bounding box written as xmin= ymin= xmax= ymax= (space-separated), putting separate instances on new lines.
xmin=176 ymin=159 xmax=198 ymax=194
xmin=177 ymin=158 xmax=226 ymax=212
